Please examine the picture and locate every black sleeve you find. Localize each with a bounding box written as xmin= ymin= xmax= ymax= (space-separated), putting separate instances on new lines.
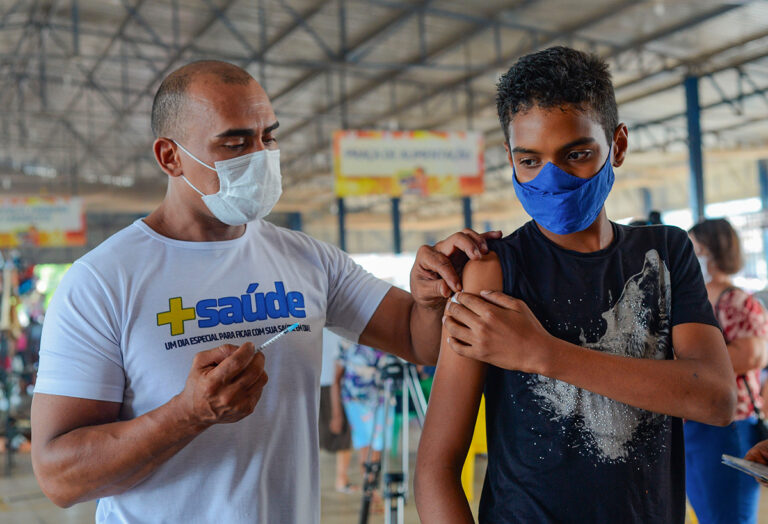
xmin=667 ymin=227 xmax=719 ymax=328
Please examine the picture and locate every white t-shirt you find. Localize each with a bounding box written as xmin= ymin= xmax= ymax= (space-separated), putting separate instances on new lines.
xmin=36 ymin=219 xmax=391 ymax=524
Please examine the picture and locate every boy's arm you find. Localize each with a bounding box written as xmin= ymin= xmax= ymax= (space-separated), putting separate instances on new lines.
xmin=414 ymin=254 xmax=500 ymax=524
xmin=444 ymin=292 xmax=736 ymax=426
xmin=359 ymin=230 xmax=502 ymax=366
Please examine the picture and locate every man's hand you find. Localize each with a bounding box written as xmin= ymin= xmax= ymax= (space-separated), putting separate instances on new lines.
xmin=443 ymin=291 xmax=552 ymax=374
xmin=410 ymin=229 xmax=502 ymax=311
xmin=175 ymin=342 xmax=269 ymax=428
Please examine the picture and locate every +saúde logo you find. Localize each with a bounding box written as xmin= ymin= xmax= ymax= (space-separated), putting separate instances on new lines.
xmin=157 ymin=282 xmax=306 ymax=336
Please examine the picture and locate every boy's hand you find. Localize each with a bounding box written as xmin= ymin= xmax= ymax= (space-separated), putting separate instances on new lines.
xmin=411 ymin=229 xmax=502 ymax=310
xmin=443 ymin=291 xmax=552 ymax=374
xmin=745 ymin=440 xmax=768 ymax=487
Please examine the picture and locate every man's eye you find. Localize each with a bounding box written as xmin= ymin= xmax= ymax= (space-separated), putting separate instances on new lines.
xmin=264 ymin=137 xmax=277 ymax=144
xmin=224 ymin=143 xmax=246 ymax=150
xmin=519 ymin=158 xmax=539 ymax=167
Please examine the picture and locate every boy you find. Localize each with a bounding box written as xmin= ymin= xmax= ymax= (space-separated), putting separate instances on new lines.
xmin=414 ymin=46 xmax=736 ymax=523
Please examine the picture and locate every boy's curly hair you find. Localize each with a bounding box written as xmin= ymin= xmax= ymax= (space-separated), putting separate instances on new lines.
xmin=496 ymin=46 xmax=619 ymax=145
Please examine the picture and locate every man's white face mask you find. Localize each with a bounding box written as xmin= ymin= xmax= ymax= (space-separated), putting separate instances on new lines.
xmin=173 ymin=140 xmax=282 ymax=226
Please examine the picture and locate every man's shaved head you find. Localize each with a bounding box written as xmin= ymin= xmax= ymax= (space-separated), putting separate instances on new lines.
xmin=150 ymin=60 xmax=254 ymax=139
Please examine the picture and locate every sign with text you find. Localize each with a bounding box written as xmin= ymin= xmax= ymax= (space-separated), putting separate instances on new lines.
xmin=0 ymin=197 xmax=86 ymax=248
xmin=334 ymin=130 xmax=484 ymax=197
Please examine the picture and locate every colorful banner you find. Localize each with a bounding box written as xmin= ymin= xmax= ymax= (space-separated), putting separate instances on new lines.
xmin=334 ymin=130 xmax=484 ymax=197
xmin=0 ymin=197 xmax=86 ymax=248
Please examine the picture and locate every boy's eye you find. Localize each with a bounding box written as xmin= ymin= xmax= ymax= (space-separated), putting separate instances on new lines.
xmin=566 ymin=151 xmax=592 ymax=161
xmin=519 ymin=158 xmax=540 ymax=168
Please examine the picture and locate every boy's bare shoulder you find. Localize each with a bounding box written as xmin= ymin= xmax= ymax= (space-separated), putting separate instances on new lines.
xmin=462 ymin=252 xmax=503 ymax=293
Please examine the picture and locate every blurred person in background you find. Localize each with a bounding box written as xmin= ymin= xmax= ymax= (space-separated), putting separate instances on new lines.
xmin=687 ymin=218 xmax=768 ymax=524
xmin=334 ymin=340 xmax=395 ymax=511
xmin=319 ymin=328 xmax=356 ymax=493
xmin=336 ymin=341 xmax=390 ymax=472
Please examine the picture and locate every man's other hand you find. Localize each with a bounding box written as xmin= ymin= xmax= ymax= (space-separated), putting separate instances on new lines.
xmin=410 ymin=229 xmax=502 ymax=310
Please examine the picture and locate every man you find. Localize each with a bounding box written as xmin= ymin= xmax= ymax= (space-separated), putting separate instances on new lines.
xmin=31 ymin=60 xmax=497 ymax=524
xmin=415 ymin=46 xmax=736 ymax=523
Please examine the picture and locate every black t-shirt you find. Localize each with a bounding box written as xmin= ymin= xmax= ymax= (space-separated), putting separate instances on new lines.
xmin=480 ymin=221 xmax=718 ymax=524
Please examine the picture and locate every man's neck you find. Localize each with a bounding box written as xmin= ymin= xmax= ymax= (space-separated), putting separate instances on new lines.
xmin=144 ymin=191 xmax=246 ymax=242
xmin=536 ymin=209 xmax=614 ymax=253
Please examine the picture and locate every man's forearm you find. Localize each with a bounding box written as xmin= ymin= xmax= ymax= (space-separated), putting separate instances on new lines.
xmin=408 ymin=302 xmax=444 ymax=365
xmin=541 ymin=338 xmax=736 ymax=425
xmin=35 ymin=395 xmax=207 ymax=507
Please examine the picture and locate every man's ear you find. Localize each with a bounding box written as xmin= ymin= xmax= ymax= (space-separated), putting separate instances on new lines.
xmin=153 ymin=138 xmax=183 ymax=178
xmin=612 ymin=124 xmax=629 ymax=168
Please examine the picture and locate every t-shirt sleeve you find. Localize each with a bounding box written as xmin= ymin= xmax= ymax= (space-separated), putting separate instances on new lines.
xmin=668 ymin=228 xmax=719 ymax=328
xmin=318 ymin=242 xmax=392 ymax=342
xmin=35 ymin=261 xmax=125 ymax=402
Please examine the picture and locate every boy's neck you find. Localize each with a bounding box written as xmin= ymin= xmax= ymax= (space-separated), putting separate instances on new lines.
xmin=536 ymin=208 xmax=614 ymax=253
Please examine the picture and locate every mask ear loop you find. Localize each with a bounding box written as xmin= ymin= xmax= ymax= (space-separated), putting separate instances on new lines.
xmin=171 ymin=140 xmax=216 ymax=197
xmin=179 ymin=174 xmax=206 ymax=197
xmin=172 ymin=140 xmax=217 ymax=172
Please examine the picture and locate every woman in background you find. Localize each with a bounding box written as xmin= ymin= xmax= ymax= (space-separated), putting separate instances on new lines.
xmin=686 ymin=218 xmax=768 ymax=524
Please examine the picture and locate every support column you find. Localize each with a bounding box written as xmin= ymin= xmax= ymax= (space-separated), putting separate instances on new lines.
xmin=641 ymin=188 xmax=653 ymax=217
xmin=392 ymin=197 xmax=402 ymax=254
xmin=685 ymin=76 xmax=705 ymax=222
xmin=337 ymin=197 xmax=346 ymax=252
xmin=288 ymin=212 xmax=302 ymax=232
xmin=462 ymin=196 xmax=473 ymax=230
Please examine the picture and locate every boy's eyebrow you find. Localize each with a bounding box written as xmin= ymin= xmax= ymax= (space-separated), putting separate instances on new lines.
xmin=511 ymin=146 xmax=540 ymax=154
xmin=557 ymin=137 xmax=598 ymax=151
xmin=511 ymin=137 xmax=598 ymax=155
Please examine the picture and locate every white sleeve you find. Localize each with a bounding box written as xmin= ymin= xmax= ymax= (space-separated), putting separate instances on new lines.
xmin=319 ymin=243 xmax=392 ymax=342
xmin=35 ymin=261 xmax=125 ymax=402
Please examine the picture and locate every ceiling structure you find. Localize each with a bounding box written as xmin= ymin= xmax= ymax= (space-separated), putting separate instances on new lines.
xmin=2 ymin=0 xmax=768 ymax=250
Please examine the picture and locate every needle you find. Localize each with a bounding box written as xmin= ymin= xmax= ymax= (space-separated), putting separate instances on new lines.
xmin=255 ymin=322 xmax=300 ymax=353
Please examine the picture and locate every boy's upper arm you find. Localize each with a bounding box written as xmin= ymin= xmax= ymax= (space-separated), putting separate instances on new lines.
xmin=672 ymin=322 xmax=731 ymax=370
xmin=420 ymin=254 xmax=502 ymax=467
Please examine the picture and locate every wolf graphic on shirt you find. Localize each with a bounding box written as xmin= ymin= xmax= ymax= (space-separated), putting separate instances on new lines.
xmin=531 ymin=249 xmax=672 ymax=461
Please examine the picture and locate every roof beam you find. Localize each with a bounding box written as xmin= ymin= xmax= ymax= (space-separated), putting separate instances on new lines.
xmin=111 ymin=0 xmax=335 ymax=179
xmin=268 ymin=0 xmax=435 ymax=104
xmin=346 ymin=1 xmax=754 ymax=153
xmin=281 ymin=0 xmax=640 ymax=171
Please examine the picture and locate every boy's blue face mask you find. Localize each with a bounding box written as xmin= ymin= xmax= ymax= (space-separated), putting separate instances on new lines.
xmin=512 ymin=152 xmax=615 ymax=235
